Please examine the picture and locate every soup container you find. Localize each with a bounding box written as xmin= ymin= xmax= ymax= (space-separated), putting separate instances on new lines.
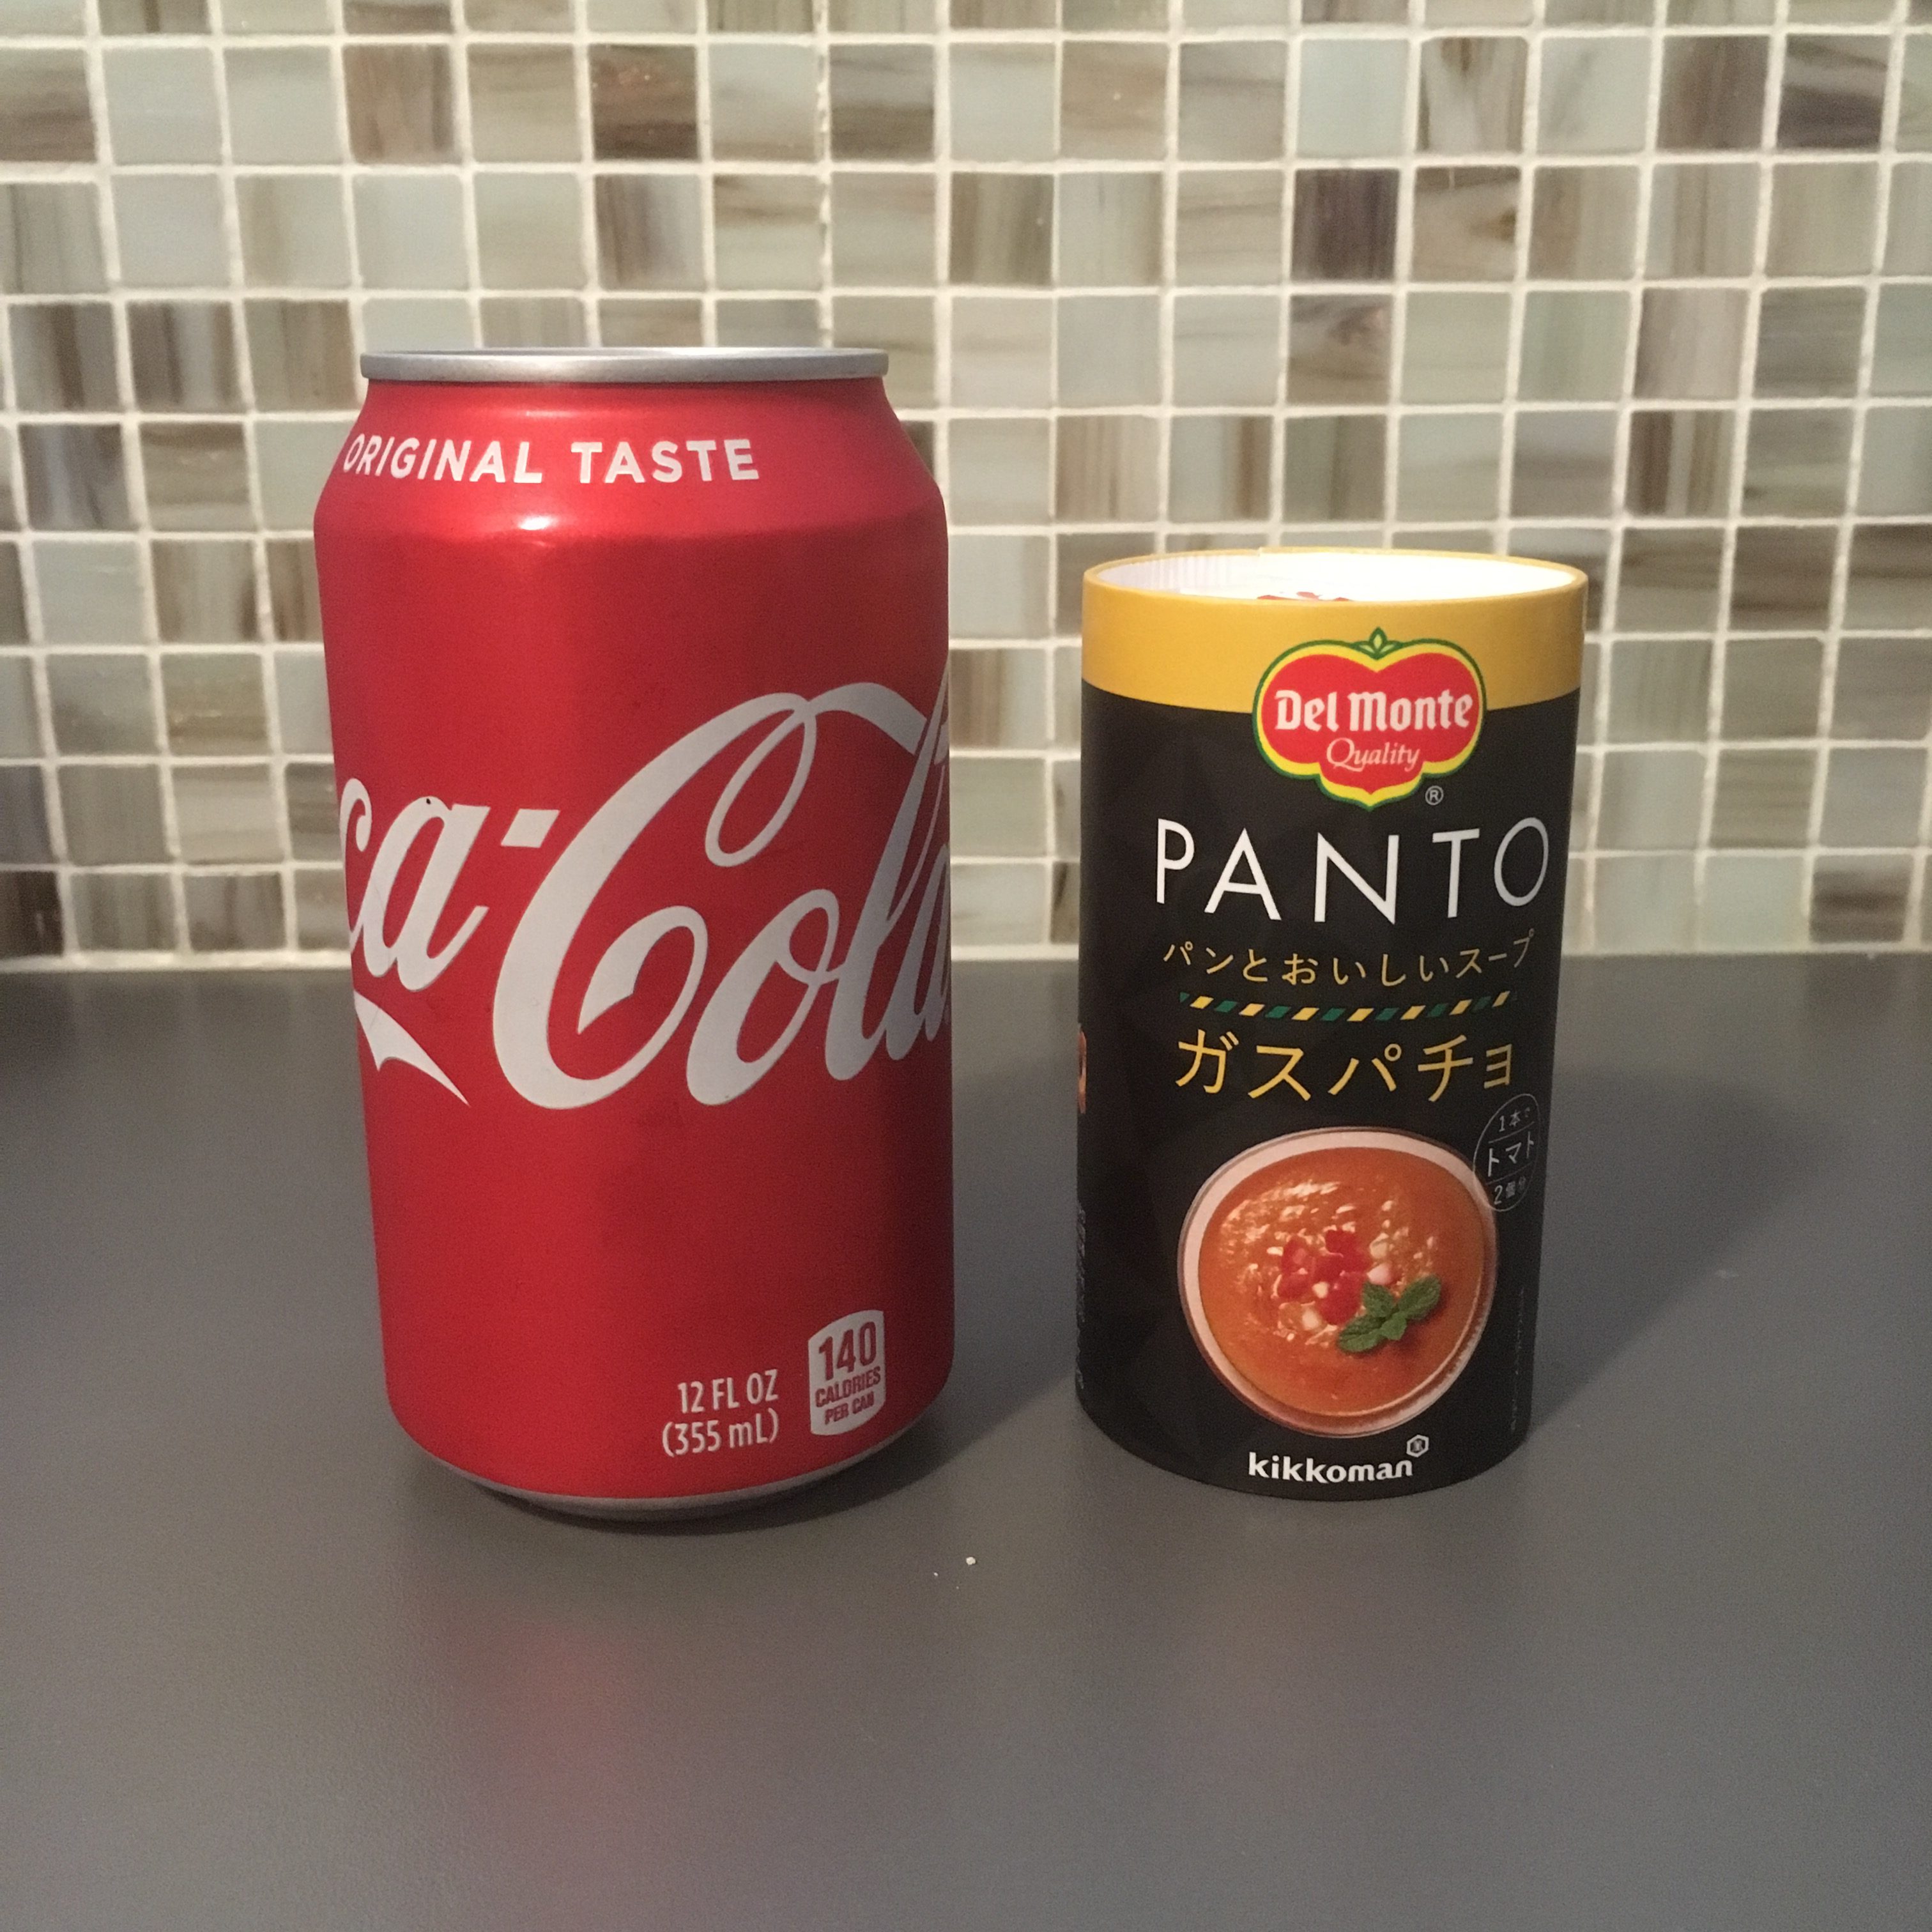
xmin=1077 ymin=548 xmax=1586 ymax=1498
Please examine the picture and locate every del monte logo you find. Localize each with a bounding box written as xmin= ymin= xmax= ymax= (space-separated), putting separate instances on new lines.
xmin=1254 ymin=629 xmax=1485 ymax=808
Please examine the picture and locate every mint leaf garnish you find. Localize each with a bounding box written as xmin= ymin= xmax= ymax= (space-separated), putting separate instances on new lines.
xmin=1396 ymin=1275 xmax=1441 ymax=1321
xmin=1337 ymin=1313 xmax=1385 ymax=1353
xmin=1334 ymin=1273 xmax=1444 ymax=1354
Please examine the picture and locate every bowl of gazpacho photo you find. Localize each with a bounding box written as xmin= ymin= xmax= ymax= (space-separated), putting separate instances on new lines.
xmin=1178 ymin=1128 xmax=1498 ymax=1438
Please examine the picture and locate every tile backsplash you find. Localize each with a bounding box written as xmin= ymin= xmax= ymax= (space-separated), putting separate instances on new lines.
xmin=1 ymin=0 xmax=1929 ymax=965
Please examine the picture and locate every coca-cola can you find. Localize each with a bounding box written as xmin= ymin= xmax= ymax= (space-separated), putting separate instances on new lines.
xmin=312 ymin=347 xmax=953 ymax=1517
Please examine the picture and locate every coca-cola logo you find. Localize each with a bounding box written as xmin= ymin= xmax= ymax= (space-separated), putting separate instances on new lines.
xmin=1253 ymin=629 xmax=1485 ymax=808
xmin=340 ymin=683 xmax=950 ymax=1108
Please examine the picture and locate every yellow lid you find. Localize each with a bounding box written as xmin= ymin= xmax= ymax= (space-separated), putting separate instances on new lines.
xmin=1082 ymin=548 xmax=1587 ymax=713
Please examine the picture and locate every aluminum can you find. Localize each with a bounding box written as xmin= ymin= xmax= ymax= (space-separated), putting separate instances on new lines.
xmin=1077 ymin=548 xmax=1585 ymax=1499
xmin=312 ymin=348 xmax=953 ymax=1517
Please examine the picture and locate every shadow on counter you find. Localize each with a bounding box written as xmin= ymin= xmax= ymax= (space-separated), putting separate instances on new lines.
xmin=454 ymin=957 xmax=1826 ymax=1529
xmin=1533 ymin=1060 xmax=1815 ymax=1424
xmin=475 ymin=960 xmax=1081 ymax=1536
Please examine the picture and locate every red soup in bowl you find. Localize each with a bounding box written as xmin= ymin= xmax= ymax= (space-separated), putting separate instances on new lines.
xmin=1180 ymin=1130 xmax=1497 ymax=1437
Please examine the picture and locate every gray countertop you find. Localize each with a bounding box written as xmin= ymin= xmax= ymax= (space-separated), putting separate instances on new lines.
xmin=3 ymin=956 xmax=1929 ymax=1932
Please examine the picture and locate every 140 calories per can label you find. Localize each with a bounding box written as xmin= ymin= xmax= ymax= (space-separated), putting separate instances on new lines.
xmin=808 ymin=1311 xmax=886 ymax=1436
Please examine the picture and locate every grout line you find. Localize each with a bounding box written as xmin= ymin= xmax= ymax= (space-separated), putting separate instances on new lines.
xmin=84 ymin=0 xmax=190 ymax=957
xmin=1153 ymin=0 xmax=1180 ymax=575
xmin=1689 ymin=0 xmax=1782 ymax=950
xmin=15 ymin=22 xmax=1896 ymax=38
xmin=206 ymin=6 xmax=297 ymax=951
xmin=1874 ymin=0 xmax=1928 ymax=948
xmin=577 ymin=0 xmax=602 ymax=347
xmin=817 ymin=0 xmax=834 ymax=343
xmin=451 ymin=0 xmax=485 ymax=348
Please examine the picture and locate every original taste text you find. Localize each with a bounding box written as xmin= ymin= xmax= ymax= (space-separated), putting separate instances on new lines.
xmin=337 ymin=431 xmax=762 ymax=487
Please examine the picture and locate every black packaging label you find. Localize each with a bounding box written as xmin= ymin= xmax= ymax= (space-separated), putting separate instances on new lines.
xmin=1076 ymin=658 xmax=1578 ymax=1499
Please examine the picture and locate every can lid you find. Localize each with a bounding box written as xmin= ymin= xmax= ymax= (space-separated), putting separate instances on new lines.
xmin=1083 ymin=546 xmax=1588 ymax=714
xmin=1091 ymin=548 xmax=1580 ymax=604
xmin=359 ymin=346 xmax=887 ymax=385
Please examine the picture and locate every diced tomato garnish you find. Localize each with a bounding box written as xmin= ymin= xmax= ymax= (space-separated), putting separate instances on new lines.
xmin=1321 ymin=1227 xmax=1367 ymax=1273
xmin=1313 ymin=1274 xmax=1363 ymax=1325
xmin=1277 ymin=1224 xmax=1368 ymax=1322
xmin=1276 ymin=1236 xmax=1320 ymax=1300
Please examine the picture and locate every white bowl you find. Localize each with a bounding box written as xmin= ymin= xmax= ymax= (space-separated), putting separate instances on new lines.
xmin=1177 ymin=1126 xmax=1499 ymax=1438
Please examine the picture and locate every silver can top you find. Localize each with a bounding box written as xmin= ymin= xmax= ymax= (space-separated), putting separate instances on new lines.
xmin=359 ymin=346 xmax=887 ymax=386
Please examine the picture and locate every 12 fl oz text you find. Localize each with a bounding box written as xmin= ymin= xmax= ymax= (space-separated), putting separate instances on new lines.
xmin=678 ymin=1371 xmax=779 ymax=1414
xmin=664 ymin=1372 xmax=781 ymax=1458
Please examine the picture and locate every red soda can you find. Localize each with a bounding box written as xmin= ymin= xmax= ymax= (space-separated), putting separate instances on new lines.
xmin=312 ymin=348 xmax=953 ymax=1517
